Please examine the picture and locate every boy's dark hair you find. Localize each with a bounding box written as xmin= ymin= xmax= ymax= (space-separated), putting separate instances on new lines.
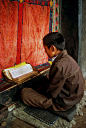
xmin=43 ymin=32 xmax=65 ymax=50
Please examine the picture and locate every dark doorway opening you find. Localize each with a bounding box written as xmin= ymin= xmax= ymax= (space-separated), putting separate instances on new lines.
xmin=60 ymin=0 xmax=78 ymax=62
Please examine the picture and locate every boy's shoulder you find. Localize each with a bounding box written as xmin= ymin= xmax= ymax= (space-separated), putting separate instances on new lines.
xmin=54 ymin=50 xmax=78 ymax=66
xmin=54 ymin=50 xmax=73 ymax=66
xmin=53 ymin=51 xmax=79 ymax=76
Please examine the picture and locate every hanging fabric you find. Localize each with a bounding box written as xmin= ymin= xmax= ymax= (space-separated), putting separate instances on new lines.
xmin=21 ymin=3 xmax=50 ymax=66
xmin=0 ymin=0 xmax=18 ymax=78
xmin=0 ymin=0 xmax=51 ymax=79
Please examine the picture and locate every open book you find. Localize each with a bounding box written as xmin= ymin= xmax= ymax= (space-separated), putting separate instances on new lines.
xmin=3 ymin=62 xmax=39 ymax=85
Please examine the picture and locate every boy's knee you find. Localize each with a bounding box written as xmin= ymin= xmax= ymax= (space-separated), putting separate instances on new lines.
xmin=20 ymin=88 xmax=28 ymax=99
xmin=20 ymin=88 xmax=33 ymax=99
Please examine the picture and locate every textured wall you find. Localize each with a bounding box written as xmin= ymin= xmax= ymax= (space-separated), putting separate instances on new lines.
xmin=78 ymin=0 xmax=86 ymax=78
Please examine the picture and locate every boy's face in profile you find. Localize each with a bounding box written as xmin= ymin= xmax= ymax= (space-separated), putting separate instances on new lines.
xmin=43 ymin=44 xmax=53 ymax=58
xmin=43 ymin=44 xmax=60 ymax=58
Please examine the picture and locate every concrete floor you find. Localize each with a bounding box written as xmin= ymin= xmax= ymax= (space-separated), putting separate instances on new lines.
xmin=0 ymin=81 xmax=86 ymax=128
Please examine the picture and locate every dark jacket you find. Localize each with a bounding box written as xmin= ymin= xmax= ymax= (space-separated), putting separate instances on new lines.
xmin=47 ymin=50 xmax=85 ymax=110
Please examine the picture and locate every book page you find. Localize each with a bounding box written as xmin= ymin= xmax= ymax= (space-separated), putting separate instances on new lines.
xmin=8 ymin=64 xmax=33 ymax=79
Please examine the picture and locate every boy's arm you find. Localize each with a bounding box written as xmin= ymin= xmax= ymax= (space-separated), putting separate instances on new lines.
xmin=46 ymin=66 xmax=66 ymax=98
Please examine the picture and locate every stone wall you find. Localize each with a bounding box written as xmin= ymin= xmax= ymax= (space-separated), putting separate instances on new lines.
xmin=78 ymin=0 xmax=86 ymax=79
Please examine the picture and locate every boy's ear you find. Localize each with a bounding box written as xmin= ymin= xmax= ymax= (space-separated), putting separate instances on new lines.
xmin=50 ymin=45 xmax=56 ymax=52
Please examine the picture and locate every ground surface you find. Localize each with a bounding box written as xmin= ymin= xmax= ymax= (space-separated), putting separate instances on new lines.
xmin=0 ymin=81 xmax=86 ymax=128
xmin=1 ymin=107 xmax=85 ymax=128
xmin=72 ymin=81 xmax=86 ymax=128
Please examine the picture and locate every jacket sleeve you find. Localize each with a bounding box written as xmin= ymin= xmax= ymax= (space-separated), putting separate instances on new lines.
xmin=46 ymin=66 xmax=66 ymax=98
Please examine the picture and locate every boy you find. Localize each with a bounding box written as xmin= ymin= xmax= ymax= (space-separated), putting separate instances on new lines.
xmin=20 ymin=32 xmax=85 ymax=111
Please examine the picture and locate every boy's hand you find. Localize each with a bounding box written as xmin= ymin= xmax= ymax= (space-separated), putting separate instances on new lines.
xmin=46 ymin=74 xmax=49 ymax=80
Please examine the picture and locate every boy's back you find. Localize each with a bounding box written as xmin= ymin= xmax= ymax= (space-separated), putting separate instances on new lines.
xmin=47 ymin=50 xmax=85 ymax=110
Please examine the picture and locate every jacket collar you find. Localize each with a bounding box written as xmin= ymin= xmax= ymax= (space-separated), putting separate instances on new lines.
xmin=52 ymin=50 xmax=68 ymax=64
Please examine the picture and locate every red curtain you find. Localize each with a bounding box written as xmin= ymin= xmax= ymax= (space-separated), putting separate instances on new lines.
xmin=0 ymin=0 xmax=18 ymax=78
xmin=21 ymin=3 xmax=50 ymax=66
xmin=0 ymin=0 xmax=50 ymax=79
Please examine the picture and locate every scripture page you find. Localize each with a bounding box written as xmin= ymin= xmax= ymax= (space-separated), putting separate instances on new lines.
xmin=8 ymin=64 xmax=33 ymax=79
